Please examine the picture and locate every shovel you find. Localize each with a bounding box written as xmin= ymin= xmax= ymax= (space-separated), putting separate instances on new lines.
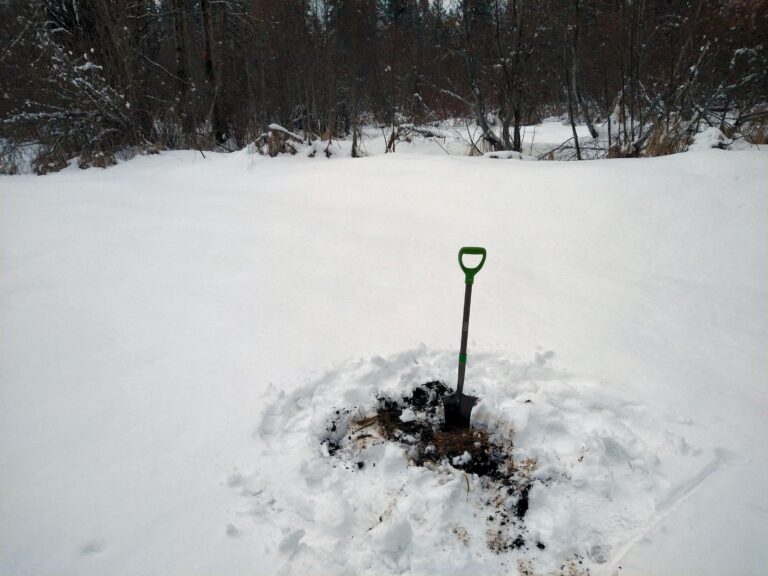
xmin=443 ymin=247 xmax=487 ymax=429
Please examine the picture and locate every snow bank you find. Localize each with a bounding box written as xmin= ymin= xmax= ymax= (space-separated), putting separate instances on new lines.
xmin=240 ymin=347 xmax=716 ymax=575
xmin=1 ymin=145 xmax=766 ymax=575
xmin=688 ymin=126 xmax=728 ymax=151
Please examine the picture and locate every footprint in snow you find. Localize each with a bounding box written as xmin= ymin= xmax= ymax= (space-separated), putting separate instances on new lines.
xmin=79 ymin=541 xmax=105 ymax=556
xmin=278 ymin=529 xmax=306 ymax=559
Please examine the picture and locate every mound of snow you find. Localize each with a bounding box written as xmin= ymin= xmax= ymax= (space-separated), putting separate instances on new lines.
xmin=484 ymin=150 xmax=535 ymax=161
xmin=231 ymin=347 xmax=716 ymax=575
xmin=689 ymin=127 xmax=729 ymax=151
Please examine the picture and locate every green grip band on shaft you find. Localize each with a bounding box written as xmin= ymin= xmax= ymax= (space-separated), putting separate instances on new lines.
xmin=459 ymin=353 xmax=467 ymax=364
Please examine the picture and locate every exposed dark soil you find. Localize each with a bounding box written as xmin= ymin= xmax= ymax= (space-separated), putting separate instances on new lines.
xmin=516 ymin=484 xmax=531 ymax=518
xmin=321 ymin=380 xmax=546 ymax=554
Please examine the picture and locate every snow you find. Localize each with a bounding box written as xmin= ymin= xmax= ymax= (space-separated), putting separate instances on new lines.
xmin=256 ymin=347 xmax=738 ymax=574
xmin=689 ymin=126 xmax=728 ymax=151
xmin=343 ymin=117 xmax=593 ymax=157
xmin=399 ymin=407 xmax=418 ymax=422
xmin=73 ymin=61 xmax=102 ymax=73
xmin=451 ymin=450 xmax=472 ymax=466
xmin=267 ymin=123 xmax=302 ymax=141
xmin=1 ymin=140 xmax=766 ymax=575
xmin=516 ymin=117 xmax=593 ymax=154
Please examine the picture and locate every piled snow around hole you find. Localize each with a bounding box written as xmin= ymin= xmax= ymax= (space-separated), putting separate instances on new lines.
xmin=235 ymin=347 xmax=715 ymax=575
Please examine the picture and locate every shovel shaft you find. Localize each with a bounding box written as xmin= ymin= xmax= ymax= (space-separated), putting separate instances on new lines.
xmin=456 ymin=282 xmax=473 ymax=396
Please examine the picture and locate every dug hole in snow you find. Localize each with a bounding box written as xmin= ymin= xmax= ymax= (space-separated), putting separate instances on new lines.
xmin=236 ymin=347 xmax=715 ymax=575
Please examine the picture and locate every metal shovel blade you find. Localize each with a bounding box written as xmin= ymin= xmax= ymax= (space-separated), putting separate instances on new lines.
xmin=442 ymin=392 xmax=477 ymax=429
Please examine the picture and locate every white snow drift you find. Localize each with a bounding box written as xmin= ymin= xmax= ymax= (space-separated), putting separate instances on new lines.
xmin=1 ymin=138 xmax=766 ymax=576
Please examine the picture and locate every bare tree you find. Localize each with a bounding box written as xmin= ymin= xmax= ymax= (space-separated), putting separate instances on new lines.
xmin=2 ymin=0 xmax=766 ymax=171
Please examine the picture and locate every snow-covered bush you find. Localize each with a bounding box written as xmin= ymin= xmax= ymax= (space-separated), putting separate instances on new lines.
xmin=251 ymin=124 xmax=303 ymax=157
xmin=2 ymin=23 xmax=135 ymax=173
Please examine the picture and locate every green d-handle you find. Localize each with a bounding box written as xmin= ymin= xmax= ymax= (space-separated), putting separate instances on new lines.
xmin=458 ymin=246 xmax=487 ymax=284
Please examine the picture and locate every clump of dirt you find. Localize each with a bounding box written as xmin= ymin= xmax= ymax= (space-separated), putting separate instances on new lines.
xmin=407 ymin=379 xmax=449 ymax=412
xmin=346 ymin=381 xmax=510 ymax=479
xmin=323 ymin=407 xmax=353 ymax=456
xmin=515 ymin=484 xmax=531 ymax=518
xmin=320 ymin=380 xmax=547 ymax=554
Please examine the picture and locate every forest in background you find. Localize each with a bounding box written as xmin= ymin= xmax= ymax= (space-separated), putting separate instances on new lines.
xmin=0 ymin=0 xmax=766 ymax=173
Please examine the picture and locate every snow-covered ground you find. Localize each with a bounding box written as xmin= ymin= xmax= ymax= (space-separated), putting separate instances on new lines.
xmin=1 ymin=139 xmax=766 ymax=575
xmin=352 ymin=118 xmax=592 ymax=157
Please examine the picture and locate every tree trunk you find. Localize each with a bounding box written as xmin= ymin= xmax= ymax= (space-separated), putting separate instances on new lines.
xmin=461 ymin=0 xmax=502 ymax=151
xmin=565 ymin=26 xmax=581 ymax=160
xmin=493 ymin=0 xmax=514 ymax=151
xmin=603 ymin=64 xmax=611 ymax=149
xmin=619 ymin=0 xmax=628 ymax=147
xmin=200 ymin=0 xmax=226 ymax=144
xmin=511 ymin=0 xmax=523 ymax=152
xmin=628 ymin=1 xmax=635 ymax=142
xmin=571 ymin=0 xmax=598 ymax=139
xmin=501 ymin=115 xmax=511 ymax=150
xmin=171 ymin=0 xmax=191 ymax=135
xmin=351 ymin=81 xmax=359 ymax=157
